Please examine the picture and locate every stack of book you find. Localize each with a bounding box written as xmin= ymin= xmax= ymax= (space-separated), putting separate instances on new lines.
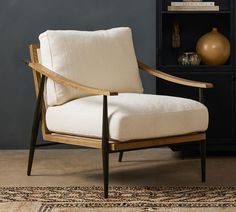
xmin=168 ymin=1 xmax=219 ymax=11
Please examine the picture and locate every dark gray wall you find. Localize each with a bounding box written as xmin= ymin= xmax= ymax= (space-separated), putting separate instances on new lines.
xmin=0 ymin=0 xmax=156 ymax=149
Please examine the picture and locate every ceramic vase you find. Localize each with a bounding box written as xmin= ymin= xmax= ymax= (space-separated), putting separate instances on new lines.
xmin=196 ymin=28 xmax=230 ymax=65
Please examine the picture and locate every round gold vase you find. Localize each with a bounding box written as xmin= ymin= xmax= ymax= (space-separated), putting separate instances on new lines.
xmin=196 ymin=28 xmax=230 ymax=65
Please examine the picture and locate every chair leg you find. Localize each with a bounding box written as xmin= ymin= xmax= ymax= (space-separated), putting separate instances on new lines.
xmin=27 ymin=76 xmax=45 ymax=176
xmin=102 ymin=95 xmax=109 ymax=198
xmin=102 ymin=144 xmax=109 ymax=198
xmin=182 ymin=150 xmax=185 ymax=160
xmin=27 ymin=113 xmax=41 ymax=176
xmin=200 ymin=140 xmax=206 ymax=183
xmin=198 ymin=88 xmax=206 ymax=182
xmin=118 ymin=151 xmax=123 ymax=162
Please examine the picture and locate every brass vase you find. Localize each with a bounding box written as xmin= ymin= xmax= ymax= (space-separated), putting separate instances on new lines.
xmin=196 ymin=28 xmax=230 ymax=65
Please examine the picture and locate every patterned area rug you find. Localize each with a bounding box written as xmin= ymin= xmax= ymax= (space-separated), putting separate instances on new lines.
xmin=1 ymin=186 xmax=236 ymax=212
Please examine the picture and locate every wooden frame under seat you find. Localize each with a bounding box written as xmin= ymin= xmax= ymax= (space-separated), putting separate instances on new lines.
xmin=26 ymin=44 xmax=213 ymax=198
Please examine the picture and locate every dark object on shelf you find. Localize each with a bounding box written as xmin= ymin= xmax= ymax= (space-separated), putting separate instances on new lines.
xmin=172 ymin=19 xmax=181 ymax=48
xmin=178 ymin=52 xmax=201 ymax=66
xmin=156 ymin=0 xmax=236 ymax=152
xmin=196 ymin=27 xmax=231 ymax=65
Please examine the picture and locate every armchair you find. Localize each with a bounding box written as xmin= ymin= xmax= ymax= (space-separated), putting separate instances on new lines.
xmin=25 ymin=28 xmax=213 ymax=198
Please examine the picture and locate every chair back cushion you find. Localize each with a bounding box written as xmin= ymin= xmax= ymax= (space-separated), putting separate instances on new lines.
xmin=39 ymin=27 xmax=143 ymax=106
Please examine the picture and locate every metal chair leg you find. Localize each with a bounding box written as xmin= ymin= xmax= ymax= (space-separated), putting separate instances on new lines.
xmin=102 ymin=143 xmax=109 ymax=198
xmin=27 ymin=113 xmax=41 ymax=176
xmin=102 ymin=95 xmax=109 ymax=198
xmin=198 ymin=88 xmax=206 ymax=182
xmin=27 ymin=76 xmax=45 ymax=176
xmin=182 ymin=150 xmax=185 ymax=160
xmin=200 ymin=140 xmax=206 ymax=182
xmin=118 ymin=152 xmax=123 ymax=162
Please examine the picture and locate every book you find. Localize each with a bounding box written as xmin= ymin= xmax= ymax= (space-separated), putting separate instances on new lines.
xmin=168 ymin=5 xmax=219 ymax=11
xmin=171 ymin=2 xmax=215 ymax=6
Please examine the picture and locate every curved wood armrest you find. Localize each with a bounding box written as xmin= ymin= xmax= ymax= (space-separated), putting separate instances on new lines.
xmin=27 ymin=62 xmax=118 ymax=96
xmin=138 ymin=61 xmax=214 ymax=89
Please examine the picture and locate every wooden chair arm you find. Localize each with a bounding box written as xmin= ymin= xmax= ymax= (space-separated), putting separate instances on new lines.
xmin=138 ymin=61 xmax=214 ymax=89
xmin=27 ymin=62 xmax=119 ymax=96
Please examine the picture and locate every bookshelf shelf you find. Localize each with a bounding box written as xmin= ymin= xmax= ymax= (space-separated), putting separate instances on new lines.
xmin=160 ymin=64 xmax=233 ymax=69
xmin=161 ymin=11 xmax=231 ymax=14
xmin=156 ymin=0 xmax=236 ymax=152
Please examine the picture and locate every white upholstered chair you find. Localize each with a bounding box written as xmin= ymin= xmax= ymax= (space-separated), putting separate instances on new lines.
xmin=25 ymin=27 xmax=213 ymax=198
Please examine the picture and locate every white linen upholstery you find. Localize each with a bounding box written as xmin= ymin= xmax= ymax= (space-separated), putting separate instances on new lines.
xmin=46 ymin=93 xmax=209 ymax=142
xmin=39 ymin=27 xmax=143 ymax=106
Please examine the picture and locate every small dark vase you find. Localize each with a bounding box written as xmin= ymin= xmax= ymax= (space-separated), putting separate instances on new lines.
xmin=178 ymin=52 xmax=201 ymax=66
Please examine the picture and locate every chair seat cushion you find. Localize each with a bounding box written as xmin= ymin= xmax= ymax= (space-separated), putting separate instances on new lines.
xmin=46 ymin=93 xmax=209 ymax=142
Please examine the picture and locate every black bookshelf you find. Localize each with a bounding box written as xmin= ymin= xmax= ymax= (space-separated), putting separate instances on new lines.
xmin=156 ymin=0 xmax=236 ymax=152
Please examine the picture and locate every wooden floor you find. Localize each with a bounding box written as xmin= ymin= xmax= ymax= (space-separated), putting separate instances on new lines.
xmin=0 ymin=148 xmax=236 ymax=187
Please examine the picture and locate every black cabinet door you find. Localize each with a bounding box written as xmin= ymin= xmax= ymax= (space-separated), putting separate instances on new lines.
xmin=156 ymin=72 xmax=235 ymax=147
